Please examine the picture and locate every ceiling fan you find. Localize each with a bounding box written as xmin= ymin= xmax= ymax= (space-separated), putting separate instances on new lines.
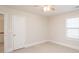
xmin=33 ymin=5 xmax=56 ymax=12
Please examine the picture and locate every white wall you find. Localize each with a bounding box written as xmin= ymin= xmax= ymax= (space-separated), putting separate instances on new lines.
xmin=25 ymin=14 xmax=48 ymax=47
xmin=49 ymin=10 xmax=79 ymax=50
xmin=0 ymin=6 xmax=48 ymax=52
xmin=0 ymin=15 xmax=4 ymax=43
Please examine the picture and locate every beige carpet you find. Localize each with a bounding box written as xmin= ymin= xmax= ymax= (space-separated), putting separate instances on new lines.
xmin=0 ymin=43 xmax=4 ymax=53
xmin=12 ymin=42 xmax=79 ymax=53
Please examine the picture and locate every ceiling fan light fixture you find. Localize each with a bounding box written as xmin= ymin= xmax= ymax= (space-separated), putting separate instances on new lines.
xmin=43 ymin=5 xmax=55 ymax=12
xmin=43 ymin=6 xmax=51 ymax=12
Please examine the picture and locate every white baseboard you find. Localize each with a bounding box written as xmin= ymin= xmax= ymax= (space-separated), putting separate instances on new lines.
xmin=24 ymin=40 xmax=48 ymax=48
xmin=49 ymin=40 xmax=79 ymax=51
xmin=5 ymin=40 xmax=48 ymax=52
xmin=24 ymin=40 xmax=79 ymax=51
xmin=4 ymin=48 xmax=13 ymax=53
xmin=6 ymin=40 xmax=79 ymax=52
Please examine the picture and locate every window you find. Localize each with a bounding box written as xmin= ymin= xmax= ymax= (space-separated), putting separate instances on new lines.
xmin=66 ymin=18 xmax=79 ymax=39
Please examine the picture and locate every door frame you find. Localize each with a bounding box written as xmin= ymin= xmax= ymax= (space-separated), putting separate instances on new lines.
xmin=0 ymin=12 xmax=12 ymax=52
xmin=0 ymin=12 xmax=27 ymax=53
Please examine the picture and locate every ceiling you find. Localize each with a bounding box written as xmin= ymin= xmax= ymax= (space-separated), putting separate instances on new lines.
xmin=4 ymin=5 xmax=79 ymax=16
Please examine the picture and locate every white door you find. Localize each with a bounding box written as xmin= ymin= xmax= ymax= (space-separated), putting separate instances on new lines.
xmin=12 ymin=15 xmax=26 ymax=50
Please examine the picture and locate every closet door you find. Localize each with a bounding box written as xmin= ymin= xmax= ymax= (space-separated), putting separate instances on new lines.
xmin=12 ymin=15 xmax=26 ymax=50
